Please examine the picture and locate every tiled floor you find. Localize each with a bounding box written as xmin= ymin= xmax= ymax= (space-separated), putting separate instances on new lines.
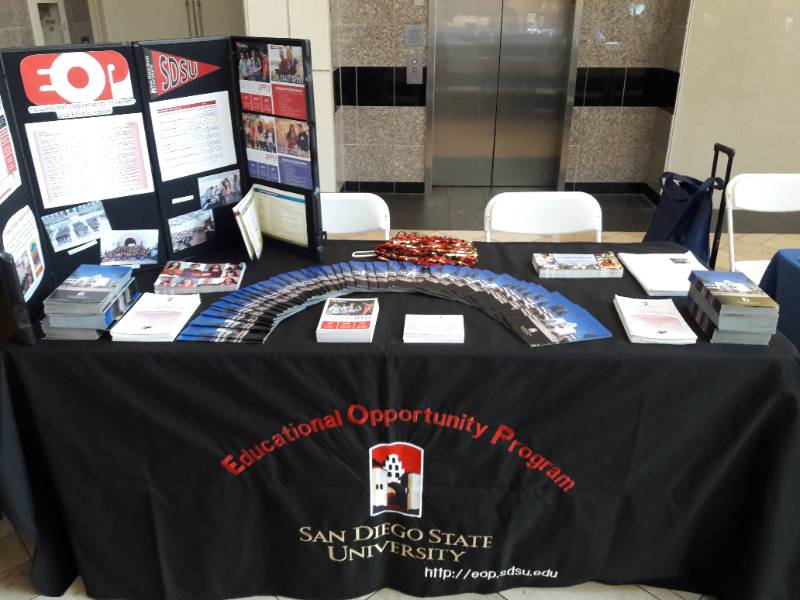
xmin=2 ymin=230 xmax=796 ymax=600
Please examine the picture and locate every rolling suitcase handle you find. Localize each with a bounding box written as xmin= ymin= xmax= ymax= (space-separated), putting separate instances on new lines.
xmin=709 ymin=143 xmax=736 ymax=269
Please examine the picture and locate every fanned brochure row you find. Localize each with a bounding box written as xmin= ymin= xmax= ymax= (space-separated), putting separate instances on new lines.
xmin=177 ymin=261 xmax=612 ymax=346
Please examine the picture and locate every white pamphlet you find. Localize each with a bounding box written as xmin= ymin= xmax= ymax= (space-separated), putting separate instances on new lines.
xmin=25 ymin=113 xmax=154 ymax=209
xmin=232 ymin=186 xmax=264 ymax=260
xmin=614 ymin=295 xmax=697 ymax=345
xmin=618 ymin=251 xmax=707 ymax=296
xmin=111 ymin=292 xmax=200 ymax=342
xmin=233 ymin=184 xmax=307 ymax=253
xmin=149 ymin=91 xmax=237 ymax=181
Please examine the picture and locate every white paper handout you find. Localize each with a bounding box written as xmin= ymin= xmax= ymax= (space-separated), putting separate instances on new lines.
xmin=2 ymin=205 xmax=45 ymax=301
xmin=25 ymin=113 xmax=154 ymax=209
xmin=618 ymin=251 xmax=707 ymax=296
xmin=110 ymin=292 xmax=200 ymax=342
xmin=403 ymin=314 xmax=465 ymax=344
xmin=149 ymin=91 xmax=237 ymax=181
xmin=614 ymin=295 xmax=697 ymax=345
xmin=0 ymin=95 xmax=22 ymax=206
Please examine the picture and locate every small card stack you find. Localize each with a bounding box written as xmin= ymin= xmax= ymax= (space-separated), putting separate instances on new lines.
xmin=42 ymin=265 xmax=138 ymax=340
xmin=532 ymin=252 xmax=624 ymax=278
xmin=614 ymin=295 xmax=697 ymax=345
xmin=110 ymin=293 xmax=201 ymax=342
xmin=687 ymin=271 xmax=779 ymax=345
xmin=403 ymin=314 xmax=464 ymax=344
xmin=316 ymin=297 xmax=379 ymax=343
xmin=154 ymin=261 xmax=246 ymax=294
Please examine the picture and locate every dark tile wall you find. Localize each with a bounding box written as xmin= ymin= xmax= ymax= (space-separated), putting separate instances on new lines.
xmin=333 ymin=67 xmax=427 ymax=108
xmin=575 ymin=67 xmax=679 ymax=113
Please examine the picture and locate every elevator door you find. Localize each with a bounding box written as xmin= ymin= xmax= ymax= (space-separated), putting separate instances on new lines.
xmin=430 ymin=0 xmax=575 ymax=187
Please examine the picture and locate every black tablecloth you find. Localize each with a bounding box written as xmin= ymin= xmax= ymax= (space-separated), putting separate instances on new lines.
xmin=2 ymin=241 xmax=800 ymax=600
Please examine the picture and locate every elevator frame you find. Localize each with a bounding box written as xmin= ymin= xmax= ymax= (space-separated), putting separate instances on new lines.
xmin=423 ymin=0 xmax=584 ymax=193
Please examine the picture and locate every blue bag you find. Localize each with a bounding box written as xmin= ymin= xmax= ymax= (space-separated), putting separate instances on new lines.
xmin=643 ymin=172 xmax=721 ymax=265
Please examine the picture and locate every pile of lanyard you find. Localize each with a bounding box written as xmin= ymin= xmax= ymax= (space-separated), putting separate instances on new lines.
xmin=373 ymin=232 xmax=479 ymax=267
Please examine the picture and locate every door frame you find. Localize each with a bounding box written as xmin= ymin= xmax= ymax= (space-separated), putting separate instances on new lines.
xmin=27 ymin=0 xmax=72 ymax=45
xmin=423 ymin=0 xmax=584 ymax=193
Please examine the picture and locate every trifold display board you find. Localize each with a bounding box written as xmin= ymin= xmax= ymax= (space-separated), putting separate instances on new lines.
xmin=0 ymin=36 xmax=323 ymax=324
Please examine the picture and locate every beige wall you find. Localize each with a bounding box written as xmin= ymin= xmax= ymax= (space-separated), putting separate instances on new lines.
xmin=0 ymin=0 xmax=35 ymax=47
xmin=668 ymin=0 xmax=800 ymax=184
xmin=244 ymin=0 xmax=337 ymax=193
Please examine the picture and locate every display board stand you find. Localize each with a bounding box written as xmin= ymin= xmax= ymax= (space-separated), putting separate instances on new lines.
xmin=0 ymin=36 xmax=324 ymax=328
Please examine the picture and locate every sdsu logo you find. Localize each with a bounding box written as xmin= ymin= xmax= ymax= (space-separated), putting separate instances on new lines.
xmin=20 ymin=50 xmax=133 ymax=107
xmin=370 ymin=443 xmax=423 ymax=518
xmin=143 ymin=49 xmax=220 ymax=98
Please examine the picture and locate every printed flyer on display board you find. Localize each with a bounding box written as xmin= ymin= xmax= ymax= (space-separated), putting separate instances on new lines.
xmin=41 ymin=201 xmax=110 ymax=253
xmin=0 ymin=95 xmax=21 ymax=206
xmin=243 ymin=113 xmax=313 ymax=190
xmin=198 ymin=168 xmax=242 ymax=210
xmin=2 ymin=205 xmax=45 ymax=301
xmin=168 ymin=208 xmax=216 ymax=252
xmin=236 ymin=42 xmax=307 ymax=121
xmin=99 ymin=229 xmax=159 ymax=266
xmin=25 ymin=113 xmax=154 ymax=209
xmin=148 ymin=91 xmax=237 ymax=182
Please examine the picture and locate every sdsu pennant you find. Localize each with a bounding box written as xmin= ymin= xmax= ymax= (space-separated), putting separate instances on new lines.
xmin=144 ymin=49 xmax=220 ymax=98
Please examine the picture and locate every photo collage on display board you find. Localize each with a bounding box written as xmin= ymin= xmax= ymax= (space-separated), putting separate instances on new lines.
xmin=236 ymin=41 xmax=313 ymax=190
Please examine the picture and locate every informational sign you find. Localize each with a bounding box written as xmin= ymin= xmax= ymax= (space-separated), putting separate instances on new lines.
xmin=236 ymin=42 xmax=307 ymax=120
xmin=252 ymin=184 xmax=307 ymax=247
xmin=148 ymin=91 xmax=237 ymax=182
xmin=142 ymin=49 xmax=221 ymax=99
xmin=2 ymin=205 xmax=45 ymax=301
xmin=0 ymin=94 xmax=21 ymax=205
xmin=243 ymin=113 xmax=312 ymax=190
xmin=19 ymin=50 xmax=136 ymax=119
xmin=25 ymin=113 xmax=154 ymax=209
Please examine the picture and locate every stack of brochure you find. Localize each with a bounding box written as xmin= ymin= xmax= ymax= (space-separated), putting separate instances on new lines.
xmin=618 ymin=251 xmax=706 ymax=296
xmin=532 ymin=252 xmax=624 ymax=278
xmin=154 ymin=261 xmax=245 ymax=294
xmin=315 ymin=297 xmax=379 ymax=343
xmin=614 ymin=295 xmax=697 ymax=345
xmin=177 ymin=261 xmax=612 ymax=347
xmin=403 ymin=314 xmax=464 ymax=344
xmin=687 ymin=271 xmax=779 ymax=345
xmin=42 ymin=265 xmax=138 ymax=340
xmin=110 ymin=293 xmax=201 ymax=342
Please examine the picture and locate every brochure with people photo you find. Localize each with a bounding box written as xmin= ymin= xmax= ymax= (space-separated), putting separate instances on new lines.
xmin=154 ymin=261 xmax=246 ymax=294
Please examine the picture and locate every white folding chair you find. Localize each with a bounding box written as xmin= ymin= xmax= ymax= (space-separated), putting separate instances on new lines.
xmin=726 ymin=174 xmax=800 ymax=284
xmin=320 ymin=192 xmax=391 ymax=240
xmin=484 ymin=192 xmax=603 ymax=242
